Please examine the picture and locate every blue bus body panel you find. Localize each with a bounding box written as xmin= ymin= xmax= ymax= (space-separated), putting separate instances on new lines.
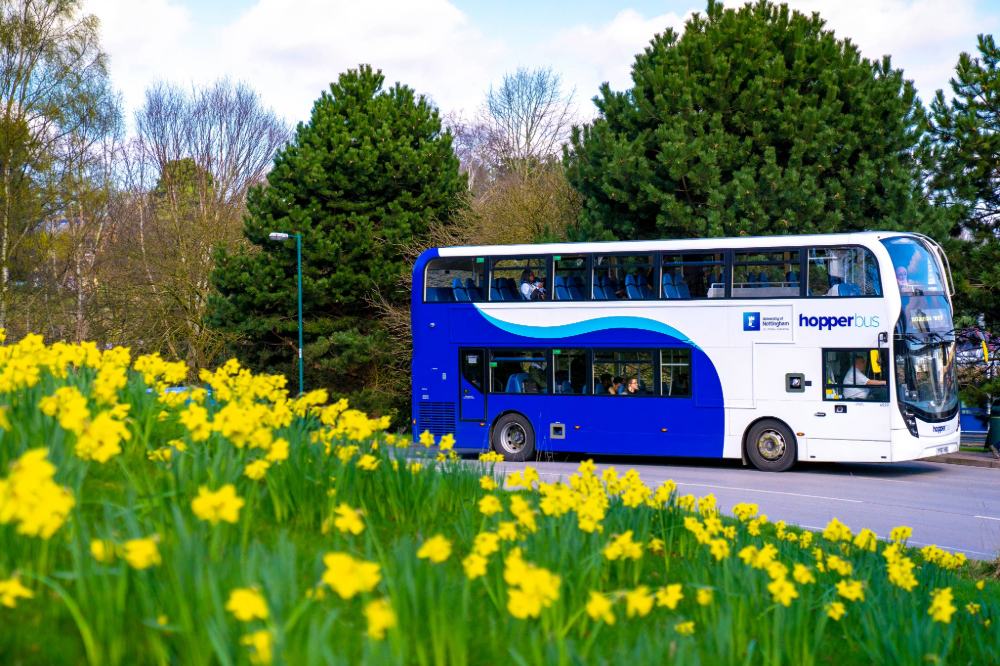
xmin=411 ymin=248 xmax=725 ymax=458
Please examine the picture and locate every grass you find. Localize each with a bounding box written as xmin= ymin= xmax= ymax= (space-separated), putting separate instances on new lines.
xmin=0 ymin=337 xmax=997 ymax=665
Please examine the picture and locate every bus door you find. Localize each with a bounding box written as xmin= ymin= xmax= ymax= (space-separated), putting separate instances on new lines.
xmin=459 ymin=349 xmax=487 ymax=421
xmin=808 ymin=347 xmax=891 ymax=462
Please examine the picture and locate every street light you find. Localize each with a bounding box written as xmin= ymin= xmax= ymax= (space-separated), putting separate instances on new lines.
xmin=268 ymin=231 xmax=303 ymax=395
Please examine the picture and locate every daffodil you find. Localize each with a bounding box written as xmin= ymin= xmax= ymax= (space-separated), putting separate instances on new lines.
xmin=365 ymin=599 xmax=396 ymax=640
xmin=0 ymin=575 xmax=33 ymax=608
xmin=625 ymin=585 xmax=654 ymax=617
xmin=90 ymin=539 xmax=114 ymax=563
xmin=462 ymin=553 xmax=488 ymax=579
xmin=767 ymin=577 xmax=798 ymax=607
xmin=586 ymin=591 xmax=615 ymax=624
xmin=696 ymin=588 xmax=713 ymax=606
xmin=479 ymin=475 xmax=497 ymax=490
xmin=419 ymin=430 xmax=435 ymax=447
xmin=333 ymin=503 xmax=365 ymax=535
xmin=655 ymin=584 xmax=683 ymax=609
xmin=417 ymin=535 xmax=452 ymax=563
xmin=240 ymin=630 xmax=274 ymax=665
xmin=479 ymin=495 xmax=502 ymax=516
xmin=191 ymin=484 xmax=245 ymax=525
xmin=825 ymin=601 xmax=846 ymax=620
xmin=226 ymin=588 xmax=269 ymax=621
xmin=473 ymin=531 xmax=501 ymax=557
xmin=835 ymin=579 xmax=865 ymax=602
xmin=674 ymin=621 xmax=696 ymax=635
xmin=321 ymin=552 xmax=381 ymax=599
xmin=124 ymin=537 xmax=161 ymax=570
xmin=928 ymin=587 xmax=956 ymax=623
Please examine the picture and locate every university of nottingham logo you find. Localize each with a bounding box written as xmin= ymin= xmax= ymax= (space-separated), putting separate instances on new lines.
xmin=743 ymin=312 xmax=760 ymax=331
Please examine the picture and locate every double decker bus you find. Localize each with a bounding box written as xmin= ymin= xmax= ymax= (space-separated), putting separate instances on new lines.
xmin=411 ymin=232 xmax=959 ymax=471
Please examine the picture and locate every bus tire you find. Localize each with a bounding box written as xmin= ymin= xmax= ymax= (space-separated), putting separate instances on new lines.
xmin=745 ymin=419 xmax=797 ymax=472
xmin=492 ymin=413 xmax=536 ymax=462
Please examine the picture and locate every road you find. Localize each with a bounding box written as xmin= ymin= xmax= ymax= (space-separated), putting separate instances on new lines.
xmin=496 ymin=456 xmax=1000 ymax=559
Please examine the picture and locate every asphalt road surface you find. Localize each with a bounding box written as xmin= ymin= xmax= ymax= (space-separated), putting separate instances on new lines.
xmin=496 ymin=456 xmax=1000 ymax=560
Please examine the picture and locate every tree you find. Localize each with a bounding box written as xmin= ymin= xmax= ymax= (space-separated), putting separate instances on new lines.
xmin=208 ymin=65 xmax=464 ymax=420
xmin=565 ymin=0 xmax=943 ymax=242
xmin=927 ymin=34 xmax=1000 ymax=406
xmin=91 ymin=79 xmax=289 ymax=367
xmin=0 ymin=0 xmax=119 ymax=331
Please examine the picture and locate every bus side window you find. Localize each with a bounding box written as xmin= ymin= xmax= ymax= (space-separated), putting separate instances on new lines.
xmin=808 ymin=247 xmax=881 ymax=297
xmin=460 ymin=351 xmax=484 ymax=392
xmin=424 ymin=256 xmax=485 ymax=302
xmin=489 ymin=349 xmax=547 ymax=394
xmin=660 ymin=348 xmax=692 ymax=397
xmin=823 ymin=349 xmax=889 ymax=402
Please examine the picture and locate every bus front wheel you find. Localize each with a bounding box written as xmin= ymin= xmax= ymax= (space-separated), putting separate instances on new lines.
xmin=492 ymin=413 xmax=536 ymax=462
xmin=745 ymin=419 xmax=797 ymax=472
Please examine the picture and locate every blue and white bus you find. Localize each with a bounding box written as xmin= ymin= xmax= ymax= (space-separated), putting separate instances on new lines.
xmin=411 ymin=232 xmax=959 ymax=471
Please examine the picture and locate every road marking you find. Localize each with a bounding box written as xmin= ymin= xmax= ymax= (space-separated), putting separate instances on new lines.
xmin=974 ymin=515 xmax=1000 ymax=521
xmin=673 ymin=482 xmax=862 ymax=503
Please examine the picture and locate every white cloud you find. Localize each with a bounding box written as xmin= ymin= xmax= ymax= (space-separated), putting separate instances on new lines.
xmin=535 ymin=8 xmax=696 ymax=118
xmin=214 ymin=0 xmax=504 ymax=121
xmin=83 ymin=0 xmax=998 ymax=129
xmin=85 ymin=0 xmax=194 ymax=108
xmin=781 ymin=0 xmax=998 ymax=102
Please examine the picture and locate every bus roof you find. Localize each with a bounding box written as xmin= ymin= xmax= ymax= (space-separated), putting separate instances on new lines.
xmin=435 ymin=231 xmax=918 ymax=257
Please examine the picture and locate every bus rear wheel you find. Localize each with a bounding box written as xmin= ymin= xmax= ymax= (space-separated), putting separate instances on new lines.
xmin=746 ymin=419 xmax=797 ymax=472
xmin=492 ymin=413 xmax=535 ymax=462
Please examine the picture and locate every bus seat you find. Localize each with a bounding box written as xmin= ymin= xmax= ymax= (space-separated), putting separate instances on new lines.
xmin=603 ymin=286 xmax=618 ymax=300
xmin=663 ymin=284 xmax=679 ymax=298
xmin=786 ymin=271 xmax=797 ymax=284
xmin=626 ymin=284 xmax=642 ymax=299
xmin=554 ymin=275 xmax=565 ymax=288
xmin=829 ymin=275 xmax=843 ymax=286
xmin=759 ymin=272 xmax=769 ymax=284
xmin=675 ymin=282 xmax=690 ymax=298
xmin=453 ymin=286 xmax=470 ymax=301
xmin=662 ymin=273 xmax=674 ymax=286
xmin=465 ymin=278 xmax=482 ymax=300
xmin=555 ymin=285 xmax=570 ymax=300
xmin=617 ymin=385 xmax=627 ymax=394
xmin=594 ymin=384 xmax=606 ymax=394
xmin=745 ymin=272 xmax=758 ymax=283
xmin=837 ymin=283 xmax=862 ymax=296
xmin=427 ymin=287 xmax=453 ymax=302
xmin=568 ymin=285 xmax=583 ymax=300
xmin=490 ymin=287 xmax=502 ymax=301
xmin=593 ymin=286 xmax=606 ymax=300
xmin=638 ymin=380 xmax=646 ymax=391
xmin=452 ymin=278 xmax=463 ymax=289
xmin=505 ymin=372 xmax=529 ymax=393
xmin=561 ymin=380 xmax=572 ymax=394
xmin=500 ymin=287 xmax=516 ymax=301
xmin=639 ymin=284 xmax=654 ymax=299
xmin=638 ymin=275 xmax=648 ymax=286
xmin=573 ymin=275 xmax=584 ymax=288
xmin=625 ymin=274 xmax=637 ymax=287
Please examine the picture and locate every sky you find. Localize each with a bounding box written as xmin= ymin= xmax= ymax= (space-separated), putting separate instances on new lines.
xmin=84 ymin=0 xmax=1000 ymax=126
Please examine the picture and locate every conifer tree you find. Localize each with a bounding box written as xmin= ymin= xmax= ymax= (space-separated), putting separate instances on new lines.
xmin=565 ymin=0 xmax=940 ymax=241
xmin=207 ymin=66 xmax=464 ymax=419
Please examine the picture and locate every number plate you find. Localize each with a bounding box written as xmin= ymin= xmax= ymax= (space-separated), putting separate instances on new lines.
xmin=935 ymin=446 xmax=950 ymax=455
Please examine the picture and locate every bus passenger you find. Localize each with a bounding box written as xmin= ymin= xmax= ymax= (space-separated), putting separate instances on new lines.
xmin=624 ymin=378 xmax=640 ymax=395
xmin=611 ymin=376 xmax=624 ymax=395
xmin=843 ymin=353 xmax=885 ymax=400
xmin=599 ymin=373 xmax=613 ymax=394
xmin=528 ymin=358 xmax=547 ymax=390
xmin=520 ymin=269 xmax=546 ymax=300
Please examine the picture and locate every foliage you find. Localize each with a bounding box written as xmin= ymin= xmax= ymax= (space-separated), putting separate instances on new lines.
xmin=565 ymin=0 xmax=946 ymax=242
xmin=929 ymin=35 xmax=1000 ymax=345
xmin=208 ymin=65 xmax=464 ymax=425
xmin=0 ymin=335 xmax=996 ymax=664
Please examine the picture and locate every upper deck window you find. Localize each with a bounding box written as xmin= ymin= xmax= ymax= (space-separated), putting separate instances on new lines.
xmin=661 ymin=252 xmax=726 ymax=299
xmin=593 ymin=255 xmax=654 ymax=300
xmin=881 ymin=237 xmax=945 ymax=297
xmin=733 ymin=250 xmax=801 ymax=298
xmin=808 ymin=247 xmax=881 ymax=297
xmin=424 ymin=256 xmax=485 ymax=302
xmin=553 ymin=255 xmax=588 ymax=301
xmin=492 ymin=257 xmax=548 ymax=302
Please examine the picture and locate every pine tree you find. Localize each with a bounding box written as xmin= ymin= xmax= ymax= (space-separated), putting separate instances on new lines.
xmin=565 ymin=0 xmax=939 ymax=241
xmin=930 ymin=35 xmax=1000 ymax=327
xmin=207 ymin=66 xmax=464 ymax=420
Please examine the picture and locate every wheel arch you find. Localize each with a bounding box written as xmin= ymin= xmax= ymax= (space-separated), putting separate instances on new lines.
xmin=488 ymin=410 xmax=533 ymax=450
xmin=742 ymin=416 xmax=799 ymax=461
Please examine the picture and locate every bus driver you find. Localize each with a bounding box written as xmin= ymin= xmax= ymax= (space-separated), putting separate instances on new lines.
xmin=842 ymin=353 xmax=886 ymax=400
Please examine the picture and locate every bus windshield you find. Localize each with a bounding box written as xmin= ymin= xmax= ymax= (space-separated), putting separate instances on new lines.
xmin=883 ymin=237 xmax=958 ymax=421
xmin=881 ymin=237 xmax=946 ymax=296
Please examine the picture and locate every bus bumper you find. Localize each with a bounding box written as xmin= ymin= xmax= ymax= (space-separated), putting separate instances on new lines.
xmin=890 ymin=428 xmax=960 ymax=462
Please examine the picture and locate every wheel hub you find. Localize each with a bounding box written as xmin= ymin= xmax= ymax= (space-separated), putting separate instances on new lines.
xmin=757 ymin=429 xmax=786 ymax=461
xmin=500 ymin=423 xmax=526 ymax=453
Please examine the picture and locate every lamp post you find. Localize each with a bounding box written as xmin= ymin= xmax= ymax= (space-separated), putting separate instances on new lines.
xmin=268 ymin=232 xmax=304 ymax=395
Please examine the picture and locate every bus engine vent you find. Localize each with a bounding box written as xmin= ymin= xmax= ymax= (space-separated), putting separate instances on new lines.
xmin=417 ymin=402 xmax=456 ymax=437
